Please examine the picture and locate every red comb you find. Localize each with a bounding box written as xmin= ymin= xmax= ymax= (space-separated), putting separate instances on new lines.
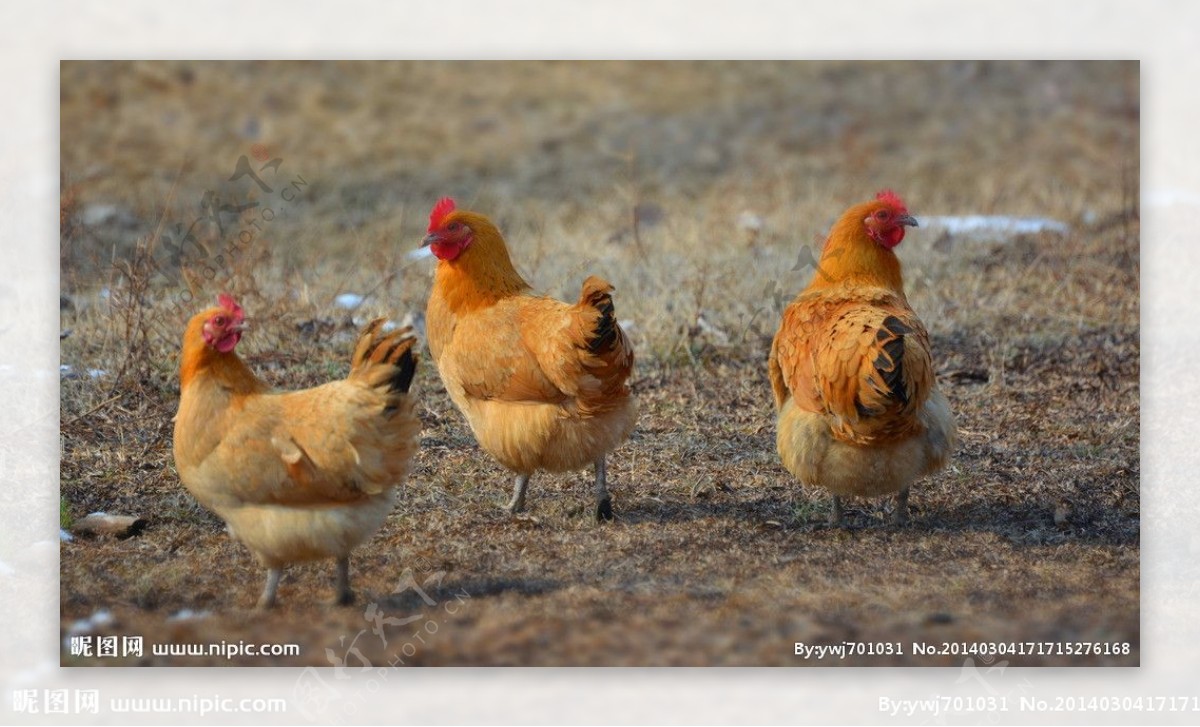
xmin=876 ymin=189 xmax=907 ymax=212
xmin=217 ymin=293 xmax=244 ymax=322
xmin=429 ymin=197 xmax=457 ymax=231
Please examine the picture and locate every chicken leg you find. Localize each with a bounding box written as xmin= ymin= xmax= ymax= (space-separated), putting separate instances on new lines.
xmin=506 ymin=474 xmax=530 ymax=514
xmin=335 ymin=557 xmax=355 ymax=605
xmin=257 ymin=567 xmax=282 ymax=610
xmin=892 ymin=487 xmax=910 ymax=525
xmin=595 ymin=457 xmax=613 ymax=522
xmin=828 ymin=495 xmax=843 ymax=527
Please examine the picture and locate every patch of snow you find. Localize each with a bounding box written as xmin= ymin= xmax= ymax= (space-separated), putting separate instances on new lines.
xmin=922 ymin=215 xmax=1070 ymax=239
xmin=0 ymin=560 xmax=14 ymax=576
xmin=737 ymin=211 xmax=764 ymax=232
xmin=81 ymin=204 xmax=138 ymax=228
xmin=67 ymin=608 xmax=113 ymax=637
xmin=406 ymin=245 xmax=435 ymax=261
xmin=398 ymin=311 xmax=426 ymax=340
xmin=60 ymin=529 xmax=73 ymax=542
xmin=335 ymin=293 xmax=364 ymax=309
xmin=81 ymin=205 xmax=116 ymax=226
xmin=87 ymin=368 xmax=106 ymax=379
xmin=167 ymin=609 xmax=211 ymax=622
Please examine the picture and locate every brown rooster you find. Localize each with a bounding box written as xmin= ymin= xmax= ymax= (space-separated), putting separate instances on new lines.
xmin=769 ymin=191 xmax=956 ymax=525
xmin=173 ymin=294 xmax=420 ymax=608
xmin=421 ymin=198 xmax=636 ymax=521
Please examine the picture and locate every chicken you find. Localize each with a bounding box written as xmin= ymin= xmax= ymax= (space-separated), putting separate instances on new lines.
xmin=173 ymin=294 xmax=420 ymax=608
xmin=768 ymin=191 xmax=956 ymax=525
xmin=420 ymin=197 xmax=636 ymax=521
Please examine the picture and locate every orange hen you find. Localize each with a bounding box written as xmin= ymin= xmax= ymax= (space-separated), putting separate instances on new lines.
xmin=173 ymin=294 xmax=420 ymax=607
xmin=421 ymin=198 xmax=636 ymax=521
xmin=769 ymin=191 xmax=956 ymax=525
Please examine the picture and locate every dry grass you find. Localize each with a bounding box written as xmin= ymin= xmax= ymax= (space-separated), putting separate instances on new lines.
xmin=59 ymin=60 xmax=1138 ymax=666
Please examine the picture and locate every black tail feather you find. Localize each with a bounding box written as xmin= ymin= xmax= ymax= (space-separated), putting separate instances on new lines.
xmin=580 ymin=276 xmax=620 ymax=354
xmin=388 ymin=344 xmax=418 ymax=395
xmin=589 ymin=295 xmax=618 ymax=354
xmin=352 ymin=318 xmax=419 ymax=396
xmin=874 ymin=316 xmax=908 ymax=406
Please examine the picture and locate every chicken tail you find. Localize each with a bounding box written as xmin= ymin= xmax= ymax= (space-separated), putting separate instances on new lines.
xmin=573 ymin=276 xmax=634 ymax=416
xmin=578 ymin=275 xmax=620 ymax=354
xmin=351 ymin=318 xmax=419 ymax=396
xmin=862 ymin=315 xmax=913 ymax=415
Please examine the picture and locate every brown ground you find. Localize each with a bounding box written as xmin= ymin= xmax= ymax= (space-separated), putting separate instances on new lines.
xmin=58 ymin=61 xmax=1139 ymax=666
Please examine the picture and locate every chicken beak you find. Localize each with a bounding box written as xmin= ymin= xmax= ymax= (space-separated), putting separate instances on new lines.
xmin=897 ymin=214 xmax=919 ymax=228
xmin=230 ymin=321 xmax=248 ymax=333
xmin=421 ymin=233 xmax=439 ymax=247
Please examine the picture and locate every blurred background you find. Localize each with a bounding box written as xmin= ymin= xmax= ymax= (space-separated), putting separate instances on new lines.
xmin=60 ymin=60 xmax=1137 ymax=356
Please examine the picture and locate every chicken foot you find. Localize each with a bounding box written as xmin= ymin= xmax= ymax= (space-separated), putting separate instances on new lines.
xmin=506 ymin=474 xmax=530 ymax=514
xmin=335 ymin=556 xmax=356 ymax=605
xmin=892 ymin=487 xmax=909 ymax=525
xmin=256 ymin=568 xmax=282 ymax=610
xmin=594 ymin=457 xmax=613 ymax=522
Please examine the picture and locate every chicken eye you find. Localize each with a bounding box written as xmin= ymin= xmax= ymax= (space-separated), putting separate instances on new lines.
xmin=875 ymin=210 xmax=890 ymax=221
xmin=213 ymin=316 xmax=227 ymax=326
xmin=447 ymin=222 xmax=460 ymax=231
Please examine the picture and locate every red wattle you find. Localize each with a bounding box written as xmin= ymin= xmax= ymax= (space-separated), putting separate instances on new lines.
xmin=431 ymin=240 xmax=468 ymax=261
xmin=215 ymin=332 xmax=241 ymax=353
